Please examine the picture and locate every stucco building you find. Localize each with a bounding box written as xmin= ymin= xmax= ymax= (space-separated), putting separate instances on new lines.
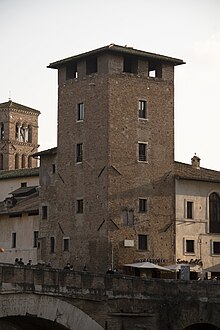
xmin=0 ymin=100 xmax=40 ymax=264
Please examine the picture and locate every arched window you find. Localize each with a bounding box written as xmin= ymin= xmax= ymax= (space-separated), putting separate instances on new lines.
xmin=21 ymin=154 xmax=26 ymax=168
xmin=209 ymin=192 xmax=220 ymax=233
xmin=15 ymin=154 xmax=19 ymax=169
xmin=0 ymin=122 xmax=4 ymax=140
xmin=15 ymin=123 xmax=19 ymax=140
xmin=28 ymin=125 xmax=32 ymax=143
xmin=0 ymin=153 xmax=3 ymax=170
xmin=28 ymin=155 xmax=32 ymax=168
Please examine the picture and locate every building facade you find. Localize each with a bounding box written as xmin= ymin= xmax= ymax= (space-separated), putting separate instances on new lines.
xmin=174 ymin=156 xmax=220 ymax=274
xmin=0 ymin=100 xmax=40 ymax=170
xmin=36 ymin=44 xmax=185 ymax=272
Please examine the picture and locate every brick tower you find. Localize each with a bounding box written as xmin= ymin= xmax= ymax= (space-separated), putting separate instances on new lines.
xmin=0 ymin=100 xmax=40 ymax=170
xmin=40 ymin=44 xmax=184 ymax=272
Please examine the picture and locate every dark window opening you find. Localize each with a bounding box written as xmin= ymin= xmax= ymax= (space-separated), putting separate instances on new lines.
xmin=138 ymin=100 xmax=147 ymax=119
xmin=21 ymin=182 xmax=27 ymax=187
xmin=148 ymin=61 xmax=162 ymax=78
xmin=28 ymin=210 xmax=39 ymax=216
xmin=0 ymin=123 xmax=4 ymax=140
xmin=86 ymin=57 xmax=97 ymax=74
xmin=52 ymin=164 xmax=56 ymax=173
xmin=42 ymin=205 xmax=48 ymax=219
xmin=33 ymin=231 xmax=38 ymax=248
xmin=186 ymin=240 xmax=194 ymax=253
xmin=28 ymin=125 xmax=32 ymax=143
xmin=9 ymin=213 xmax=22 ymax=218
xmin=139 ymin=198 xmax=147 ymax=213
xmin=76 ymin=143 xmax=83 ymax=163
xmin=66 ymin=62 xmax=78 ymax=79
xmin=123 ymin=56 xmax=138 ymax=73
xmin=213 ymin=241 xmax=220 ymax=254
xmin=0 ymin=153 xmax=3 ymax=170
xmin=138 ymin=234 xmax=148 ymax=250
xmin=209 ymin=192 xmax=220 ymax=233
xmin=77 ymin=103 xmax=84 ymax=121
xmin=187 ymin=201 xmax=193 ymax=219
xmin=21 ymin=154 xmax=26 ymax=168
xmin=15 ymin=154 xmax=19 ymax=169
xmin=77 ymin=199 xmax=83 ymax=214
xmin=12 ymin=232 xmax=16 ymax=248
xmin=139 ymin=143 xmax=147 ymax=161
xmin=50 ymin=237 xmax=55 ymax=253
xmin=63 ymin=238 xmax=69 ymax=252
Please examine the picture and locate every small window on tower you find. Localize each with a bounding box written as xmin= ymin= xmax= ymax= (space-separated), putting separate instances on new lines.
xmin=138 ymin=100 xmax=147 ymax=119
xmin=138 ymin=143 xmax=147 ymax=162
xmin=86 ymin=57 xmax=97 ymax=74
xmin=42 ymin=205 xmax=48 ymax=219
xmin=66 ymin=61 xmax=78 ymax=79
xmin=139 ymin=198 xmax=147 ymax=212
xmin=76 ymin=143 xmax=83 ymax=163
xmin=138 ymin=234 xmax=148 ymax=250
xmin=77 ymin=103 xmax=84 ymax=121
xmin=76 ymin=199 xmax=84 ymax=214
xmin=63 ymin=238 xmax=70 ymax=252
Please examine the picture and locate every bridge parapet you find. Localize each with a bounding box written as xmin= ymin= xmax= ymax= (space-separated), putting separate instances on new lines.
xmin=1 ymin=263 xmax=220 ymax=330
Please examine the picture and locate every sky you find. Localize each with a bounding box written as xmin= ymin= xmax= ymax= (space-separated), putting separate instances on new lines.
xmin=0 ymin=0 xmax=220 ymax=170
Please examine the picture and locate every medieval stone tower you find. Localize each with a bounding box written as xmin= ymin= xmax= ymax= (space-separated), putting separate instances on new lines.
xmin=0 ymin=100 xmax=40 ymax=170
xmin=39 ymin=44 xmax=184 ymax=272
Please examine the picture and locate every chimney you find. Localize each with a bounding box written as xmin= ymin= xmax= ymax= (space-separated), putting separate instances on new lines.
xmin=191 ymin=154 xmax=200 ymax=169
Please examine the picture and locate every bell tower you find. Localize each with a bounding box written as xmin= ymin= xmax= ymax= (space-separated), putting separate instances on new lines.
xmin=0 ymin=100 xmax=40 ymax=170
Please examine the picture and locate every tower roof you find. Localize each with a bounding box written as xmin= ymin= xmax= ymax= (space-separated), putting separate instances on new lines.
xmin=0 ymin=100 xmax=40 ymax=115
xmin=48 ymin=44 xmax=185 ymax=69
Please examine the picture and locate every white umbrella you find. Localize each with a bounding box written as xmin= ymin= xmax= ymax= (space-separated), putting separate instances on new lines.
xmin=124 ymin=261 xmax=172 ymax=272
xmin=203 ymin=264 xmax=220 ymax=273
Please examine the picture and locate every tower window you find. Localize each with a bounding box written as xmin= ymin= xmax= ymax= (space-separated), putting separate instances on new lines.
xmin=138 ymin=143 xmax=147 ymax=162
xmin=138 ymin=234 xmax=148 ymax=250
xmin=66 ymin=61 xmax=78 ymax=79
xmin=76 ymin=143 xmax=83 ymax=163
xmin=139 ymin=198 xmax=147 ymax=212
xmin=123 ymin=56 xmax=138 ymax=73
xmin=42 ymin=205 xmax=48 ymax=219
xmin=63 ymin=238 xmax=70 ymax=252
xmin=76 ymin=199 xmax=84 ymax=214
xmin=50 ymin=237 xmax=55 ymax=253
xmin=86 ymin=57 xmax=97 ymax=74
xmin=148 ymin=61 xmax=162 ymax=78
xmin=138 ymin=100 xmax=147 ymax=119
xmin=77 ymin=103 xmax=84 ymax=121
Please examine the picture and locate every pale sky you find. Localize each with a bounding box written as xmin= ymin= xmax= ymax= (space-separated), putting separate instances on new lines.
xmin=0 ymin=0 xmax=220 ymax=169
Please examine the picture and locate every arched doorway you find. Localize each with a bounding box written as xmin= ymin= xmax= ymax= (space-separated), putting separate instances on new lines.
xmin=184 ymin=323 xmax=219 ymax=330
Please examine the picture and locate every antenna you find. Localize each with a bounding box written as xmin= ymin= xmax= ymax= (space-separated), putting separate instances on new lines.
xmin=8 ymin=91 xmax=12 ymax=101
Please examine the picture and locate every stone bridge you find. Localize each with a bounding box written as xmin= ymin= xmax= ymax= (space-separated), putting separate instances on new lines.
xmin=0 ymin=264 xmax=220 ymax=330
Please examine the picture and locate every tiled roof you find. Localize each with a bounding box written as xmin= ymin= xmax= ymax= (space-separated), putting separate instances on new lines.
xmin=33 ymin=147 xmax=57 ymax=158
xmin=0 ymin=192 xmax=39 ymax=215
xmin=48 ymin=44 xmax=185 ymax=69
xmin=0 ymin=100 xmax=40 ymax=115
xmin=174 ymin=161 xmax=220 ymax=183
xmin=10 ymin=186 xmax=38 ymax=197
xmin=0 ymin=167 xmax=39 ymax=180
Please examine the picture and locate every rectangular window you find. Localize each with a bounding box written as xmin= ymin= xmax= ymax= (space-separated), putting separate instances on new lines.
xmin=213 ymin=241 xmax=220 ymax=254
xmin=138 ymin=100 xmax=147 ymax=119
xmin=50 ymin=237 xmax=55 ymax=253
xmin=86 ymin=57 xmax=97 ymax=74
xmin=76 ymin=199 xmax=84 ymax=214
xmin=77 ymin=103 xmax=84 ymax=121
xmin=139 ymin=198 xmax=147 ymax=213
xmin=21 ymin=182 xmax=27 ymax=187
xmin=138 ymin=143 xmax=147 ymax=162
xmin=76 ymin=143 xmax=83 ymax=163
xmin=138 ymin=234 xmax=148 ymax=250
xmin=42 ymin=205 xmax=48 ymax=219
xmin=187 ymin=201 xmax=193 ymax=219
xmin=33 ymin=231 xmax=38 ymax=248
xmin=185 ymin=239 xmax=195 ymax=253
xmin=63 ymin=238 xmax=69 ymax=252
xmin=52 ymin=164 xmax=56 ymax=173
xmin=12 ymin=232 xmax=16 ymax=248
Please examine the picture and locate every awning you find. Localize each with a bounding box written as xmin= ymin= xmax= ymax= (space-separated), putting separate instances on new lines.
xmin=124 ymin=261 xmax=172 ymax=272
xmin=203 ymin=264 xmax=220 ymax=273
